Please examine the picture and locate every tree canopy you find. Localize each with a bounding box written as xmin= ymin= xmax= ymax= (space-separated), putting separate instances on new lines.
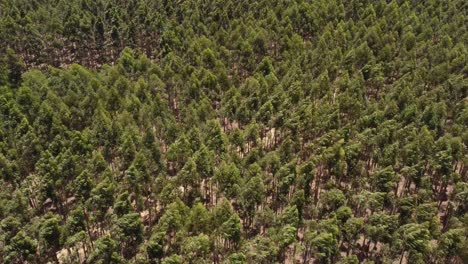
xmin=0 ymin=0 xmax=467 ymax=263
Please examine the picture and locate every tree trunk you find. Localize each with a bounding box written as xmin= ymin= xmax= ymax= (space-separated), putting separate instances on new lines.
xmin=399 ymin=250 xmax=405 ymax=264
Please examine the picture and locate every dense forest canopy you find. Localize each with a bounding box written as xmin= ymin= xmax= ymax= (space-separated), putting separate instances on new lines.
xmin=0 ymin=0 xmax=467 ymax=263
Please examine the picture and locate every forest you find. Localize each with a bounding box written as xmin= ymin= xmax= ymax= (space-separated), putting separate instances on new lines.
xmin=0 ymin=0 xmax=467 ymax=263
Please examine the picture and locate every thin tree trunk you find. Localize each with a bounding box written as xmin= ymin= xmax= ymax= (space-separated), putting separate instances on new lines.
xmin=399 ymin=250 xmax=405 ymax=264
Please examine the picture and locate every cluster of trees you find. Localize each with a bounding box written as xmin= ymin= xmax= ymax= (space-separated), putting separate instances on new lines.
xmin=1 ymin=0 xmax=467 ymax=263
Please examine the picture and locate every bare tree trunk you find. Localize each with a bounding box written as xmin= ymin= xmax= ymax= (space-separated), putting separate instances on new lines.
xmin=399 ymin=250 xmax=405 ymax=264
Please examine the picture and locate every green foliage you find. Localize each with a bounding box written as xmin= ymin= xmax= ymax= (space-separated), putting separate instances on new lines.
xmin=0 ymin=1 xmax=466 ymax=263
xmin=87 ymin=236 xmax=123 ymax=264
xmin=394 ymin=223 xmax=430 ymax=260
xmin=311 ymin=232 xmax=339 ymax=264
xmin=3 ymin=231 xmax=37 ymax=263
